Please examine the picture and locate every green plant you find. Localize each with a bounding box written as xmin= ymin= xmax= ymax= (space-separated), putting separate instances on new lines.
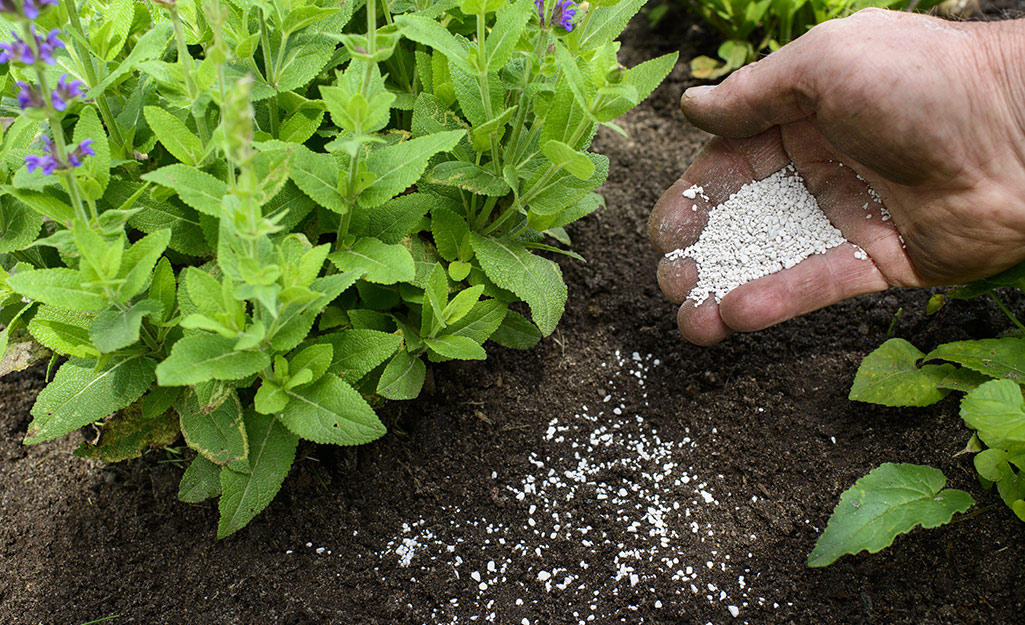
xmin=683 ymin=0 xmax=942 ymax=79
xmin=0 ymin=0 xmax=675 ymax=537
xmin=808 ymin=264 xmax=1025 ymax=566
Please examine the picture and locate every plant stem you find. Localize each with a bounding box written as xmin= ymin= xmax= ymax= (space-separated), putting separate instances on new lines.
xmin=63 ymin=0 xmax=126 ymax=153
xmin=260 ymin=15 xmax=280 ymax=136
xmin=168 ymin=6 xmax=210 ymax=146
xmin=989 ymin=292 xmax=1025 ymax=334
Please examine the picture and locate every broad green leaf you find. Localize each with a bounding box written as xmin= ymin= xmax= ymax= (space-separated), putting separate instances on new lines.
xmin=936 ymin=367 xmax=992 ymax=393
xmin=282 ymin=375 xmax=385 ymax=445
xmin=961 ymin=379 xmax=1025 ymax=451
xmin=427 ymin=161 xmax=510 ymax=196
xmin=489 ymin=309 xmax=541 ymax=349
xmin=470 ymin=105 xmax=517 ymax=152
xmin=431 ymin=206 xmax=470 ymax=262
xmin=849 ymin=338 xmax=955 ymax=407
xmin=177 ymin=389 xmax=248 ymax=466
xmin=279 ymin=106 xmax=325 ymax=144
xmin=0 ymin=194 xmax=42 ymax=253
xmin=377 ymin=349 xmax=426 ymax=400
xmin=395 ymin=14 xmax=475 ymax=75
xmin=149 ymin=257 xmax=177 ymax=322
xmin=542 ymin=140 xmax=595 ymax=180
xmin=6 ymin=268 xmax=107 ymax=311
xmin=974 ymin=448 xmax=1014 ymax=482
xmin=448 ymin=62 xmax=503 ymax=128
xmin=282 ymin=6 xmax=339 ymax=33
xmin=469 ymin=234 xmax=566 ymax=336
xmin=447 ymin=299 xmax=508 ymax=344
xmin=217 ymin=410 xmax=299 ymax=539
xmin=85 ymin=24 xmax=173 ymax=99
xmin=553 ymin=42 xmax=594 ymax=118
xmin=350 ymin=192 xmax=436 ymax=244
xmin=74 ymin=399 xmax=179 ymax=463
xmin=524 ymin=153 xmax=608 ymax=217
xmin=426 ymin=334 xmax=486 ymax=360
xmin=182 ymin=267 xmax=226 ymax=319
xmin=460 ymin=0 xmax=503 ymax=13
xmin=443 ymin=285 xmax=485 ymax=324
xmin=328 ymin=237 xmax=415 ymax=284
xmin=141 ymin=164 xmax=227 ymax=216
xmin=2 ymin=186 xmax=73 ymax=225
xmin=289 ymin=146 xmax=345 ymax=213
xmin=315 ymin=329 xmax=402 ymax=383
xmin=156 ymin=334 xmax=271 ymax=386
xmin=274 ymin=32 xmax=335 ymax=93
xmin=72 ymin=106 xmax=111 ymax=199
xmin=485 ymin=0 xmax=532 ymax=70
xmin=117 ymin=229 xmax=172 ymax=302
xmin=25 ymin=356 xmax=157 ymax=444
xmin=90 ymin=300 xmax=163 ymax=353
xmin=807 ymin=463 xmax=974 ymax=567
xmin=625 ymin=52 xmax=678 ymax=103
xmin=144 ymin=106 xmax=204 ymax=165
xmin=288 ymin=343 xmax=333 ymax=387
xmin=362 ymin=130 xmax=464 ymax=207
xmin=28 ymin=305 xmax=98 ymax=358
xmin=926 ymin=338 xmax=1025 ymax=383
xmin=109 ymin=181 xmax=208 ymax=256
xmin=572 ymin=0 xmax=646 ymax=51
xmin=178 ymin=454 xmax=222 ymax=503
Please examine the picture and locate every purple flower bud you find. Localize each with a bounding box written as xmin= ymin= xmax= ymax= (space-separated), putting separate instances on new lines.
xmin=15 ymin=81 xmax=45 ymax=110
xmin=23 ymin=0 xmax=58 ymax=19
xmin=38 ymin=29 xmax=65 ymax=65
xmin=24 ymin=135 xmax=92 ymax=176
xmin=0 ymin=27 xmax=64 ymax=66
xmin=552 ymin=0 xmax=576 ymax=31
xmin=25 ymin=153 xmax=58 ymax=175
xmin=51 ymin=74 xmax=85 ymax=112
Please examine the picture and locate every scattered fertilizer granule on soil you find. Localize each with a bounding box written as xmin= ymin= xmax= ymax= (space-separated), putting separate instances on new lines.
xmin=666 ymin=165 xmax=867 ymax=305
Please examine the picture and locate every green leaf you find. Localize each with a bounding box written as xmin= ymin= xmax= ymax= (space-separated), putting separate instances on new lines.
xmin=217 ymin=410 xmax=299 ymax=539
xmin=85 ymin=24 xmax=173 ymax=99
xmin=282 ymin=375 xmax=385 ymax=445
xmin=282 ymin=5 xmax=339 ymax=33
xmin=524 ymin=153 xmax=608 ymax=217
xmin=109 ymin=182 xmax=208 ymax=256
xmin=350 ymin=192 xmax=436 ymax=244
xmin=469 ymin=234 xmax=566 ymax=336
xmin=315 ymin=329 xmax=402 ymax=383
xmin=74 ymin=399 xmax=179 ymax=463
xmin=974 ymin=448 xmax=1014 ymax=482
xmin=426 ymin=334 xmax=486 ymax=360
xmin=90 ymin=300 xmax=163 ymax=353
xmin=542 ymin=140 xmax=596 ymax=180
xmin=362 ymin=130 xmax=464 ymax=207
xmin=289 ymin=145 xmax=345 ymax=213
xmin=327 ymin=237 xmax=415 ymax=284
xmin=25 ymin=356 xmax=157 ymax=444
xmin=849 ymin=338 xmax=955 ymax=407
xmin=427 ymin=161 xmax=510 ymax=196
xmin=177 ymin=389 xmax=248 ymax=466
xmin=377 ymin=349 xmax=426 ymax=400
xmin=443 ymin=285 xmax=485 ymax=324
xmin=961 ymin=379 xmax=1025 ymax=451
xmin=470 ymin=105 xmax=517 ymax=152
xmin=27 ymin=305 xmax=98 ymax=358
xmin=178 ymin=454 xmax=222 ymax=503
xmin=395 ymin=14 xmax=475 ymax=75
xmin=447 ymin=299 xmax=508 ymax=344
xmin=553 ymin=42 xmax=594 ymax=118
xmin=807 ymin=463 xmax=975 ymax=567
xmin=0 ymin=193 xmax=42 ymax=254
xmin=149 ymin=257 xmax=177 ymax=322
xmin=573 ymin=0 xmax=646 ymax=51
xmin=485 ymin=0 xmax=532 ymax=70
xmin=73 ymin=106 xmax=111 ymax=200
xmin=288 ymin=343 xmax=333 ymax=387
xmin=144 ymin=106 xmax=204 ymax=165
xmin=274 ymin=33 xmax=335 ymax=93
xmin=926 ymin=338 xmax=1025 ymax=383
xmin=6 ymin=268 xmax=107 ymax=311
xmin=431 ymin=206 xmax=470 ymax=262
xmin=625 ymin=52 xmax=678 ymax=104
xmin=117 ymin=228 xmax=172 ymax=302
xmin=2 ymin=186 xmax=74 ymax=225
xmin=156 ymin=334 xmax=271 ymax=386
xmin=489 ymin=309 xmax=541 ymax=349
xmin=279 ymin=106 xmax=325 ymax=144
xmin=141 ymin=164 xmax=227 ymax=216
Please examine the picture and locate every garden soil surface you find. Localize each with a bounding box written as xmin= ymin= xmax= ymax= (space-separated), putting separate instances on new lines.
xmin=3 ymin=7 xmax=1025 ymax=625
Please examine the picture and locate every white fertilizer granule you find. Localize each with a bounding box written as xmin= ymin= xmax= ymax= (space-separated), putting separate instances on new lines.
xmin=666 ymin=165 xmax=863 ymax=305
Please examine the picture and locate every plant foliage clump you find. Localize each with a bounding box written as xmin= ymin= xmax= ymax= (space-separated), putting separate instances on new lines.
xmin=0 ymin=0 xmax=676 ymax=537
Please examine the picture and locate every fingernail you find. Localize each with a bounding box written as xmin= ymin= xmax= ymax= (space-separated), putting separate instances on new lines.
xmin=682 ymin=85 xmax=715 ymax=101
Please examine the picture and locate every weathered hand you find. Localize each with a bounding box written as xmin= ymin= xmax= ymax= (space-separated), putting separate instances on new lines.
xmin=649 ymin=9 xmax=1025 ymax=345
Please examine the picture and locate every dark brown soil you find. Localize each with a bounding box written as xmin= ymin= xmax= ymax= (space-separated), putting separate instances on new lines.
xmin=3 ymin=8 xmax=1024 ymax=625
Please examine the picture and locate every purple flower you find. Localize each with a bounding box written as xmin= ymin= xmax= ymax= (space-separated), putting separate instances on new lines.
xmin=0 ymin=27 xmax=64 ymax=66
xmin=51 ymin=74 xmax=85 ymax=111
xmin=534 ymin=0 xmax=577 ymax=31
xmin=23 ymin=0 xmax=59 ymax=19
xmin=24 ymin=135 xmax=93 ymax=176
xmin=15 ymin=81 xmax=44 ymax=109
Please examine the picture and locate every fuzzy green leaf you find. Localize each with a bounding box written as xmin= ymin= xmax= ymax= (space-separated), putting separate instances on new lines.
xmin=808 ymin=463 xmax=974 ymax=567
xmin=328 ymin=237 xmax=415 ymax=284
xmin=177 ymin=389 xmax=248 ymax=466
xmin=117 ymin=228 xmax=172 ymax=302
xmin=377 ymin=350 xmax=426 ymax=400
xmin=156 ymin=334 xmax=271 ymax=386
xmin=73 ymin=106 xmax=111 ymax=200
xmin=427 ymin=161 xmax=510 ymax=196
xmin=525 ymin=153 xmax=608 ymax=217
xmin=485 ymin=0 xmax=532 ymax=70
xmin=961 ymin=379 xmax=1025 ymax=451
xmin=90 ymin=300 xmax=163 ymax=353
xmin=469 ymin=234 xmax=566 ymax=336
xmin=362 ymin=130 xmax=464 ymax=207
xmin=426 ymin=334 xmax=486 ymax=360
xmin=143 ymin=107 xmax=204 ymax=165
xmin=6 ymin=268 xmax=107 ymax=311
xmin=282 ymin=375 xmax=385 ymax=445
xmin=350 ymin=192 xmax=436 ymax=244
xmin=178 ymin=454 xmax=222 ymax=503
xmin=141 ymin=165 xmax=227 ymax=216
xmin=74 ymin=399 xmax=179 ymax=463
xmin=541 ymin=140 xmax=595 ymax=180
xmin=27 ymin=305 xmax=98 ymax=358
xmin=217 ymin=410 xmax=299 ymax=539
xmin=0 ymin=194 xmax=42 ymax=254
xmin=447 ymin=299 xmax=508 ymax=344
xmin=86 ymin=24 xmax=173 ymax=99
xmin=315 ymin=329 xmax=403 ymax=383
xmin=489 ymin=309 xmax=541 ymax=349
xmin=25 ymin=356 xmax=157 ymax=444
xmin=572 ymin=0 xmax=646 ymax=51
xmin=431 ymin=206 xmax=470 ymax=262
xmin=395 ymin=14 xmax=475 ymax=74
xmin=849 ymin=338 xmax=955 ymax=407
xmin=927 ymin=338 xmax=1025 ymax=383
xmin=149 ymin=257 xmax=177 ymax=322
xmin=289 ymin=146 xmax=345 ymax=213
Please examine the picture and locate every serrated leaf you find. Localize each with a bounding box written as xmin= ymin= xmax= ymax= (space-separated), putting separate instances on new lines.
xmin=849 ymin=338 xmax=955 ymax=407
xmin=625 ymin=52 xmax=677 ymax=104
xmin=6 ymin=268 xmax=107 ymax=311
xmin=73 ymin=106 xmax=111 ymax=200
xmin=282 ymin=375 xmax=385 ymax=445
xmin=350 ymin=192 xmax=435 ymax=244
xmin=431 ymin=206 xmax=470 ymax=262
xmin=274 ymin=33 xmax=335 ymax=92
xmin=315 ymin=329 xmax=402 ymax=383
xmin=328 ymin=237 xmax=415 ymax=284
xmin=0 ymin=195 xmax=42 ymax=253
xmin=362 ymin=130 xmax=464 ymax=207
xmin=279 ymin=106 xmax=325 ymax=144
xmin=117 ymin=228 xmax=171 ymax=302
xmin=177 ymin=389 xmax=248 ymax=466
xmin=289 ymin=145 xmax=345 ymax=213
xmin=961 ymin=379 xmax=1025 ymax=451
xmin=90 ymin=300 xmax=163 ymax=353
xmin=469 ymin=234 xmax=566 ymax=336
xmin=807 ymin=463 xmax=974 ymax=567
xmin=542 ymin=140 xmax=595 ymax=180
xmin=86 ymin=24 xmax=173 ymax=99
xmin=178 ymin=454 xmax=222 ymax=503
xmin=447 ymin=299 xmax=507 ymax=344
xmin=572 ymin=0 xmax=646 ymax=51
xmin=25 ymin=356 xmax=157 ymax=444
xmin=144 ymin=106 xmax=204 ymax=165
xmin=486 ymin=0 xmax=532 ymax=70
xmin=156 ymin=334 xmax=271 ymax=386
xmin=443 ymin=285 xmax=485 ymax=324
xmin=149 ymin=257 xmax=176 ymax=321
xmin=395 ymin=14 xmax=475 ymax=75
xmin=428 ymin=161 xmax=510 ymax=196
xmin=141 ymin=164 xmax=227 ymax=216
xmin=2 ymin=186 xmax=74 ymax=225
xmin=28 ymin=305 xmax=98 ymax=358
xmin=926 ymin=338 xmax=1025 ymax=383
xmin=489 ymin=308 xmax=541 ymax=348
xmin=377 ymin=349 xmax=426 ymax=400
xmin=110 ymin=181 xmax=208 ymax=256
xmin=217 ymin=410 xmax=299 ymax=539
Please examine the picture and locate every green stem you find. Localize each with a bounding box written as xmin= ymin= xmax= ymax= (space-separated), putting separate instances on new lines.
xmin=989 ymin=292 xmax=1025 ymax=334
xmin=259 ymin=16 xmax=280 ymax=136
xmin=168 ymin=6 xmax=210 ymax=146
xmin=63 ymin=0 xmax=126 ymax=153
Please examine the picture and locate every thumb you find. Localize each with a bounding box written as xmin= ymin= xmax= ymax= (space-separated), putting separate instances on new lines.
xmin=681 ymin=32 xmax=825 ymax=138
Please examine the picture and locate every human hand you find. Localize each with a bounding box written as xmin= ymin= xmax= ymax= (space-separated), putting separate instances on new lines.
xmin=649 ymin=9 xmax=1025 ymax=345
